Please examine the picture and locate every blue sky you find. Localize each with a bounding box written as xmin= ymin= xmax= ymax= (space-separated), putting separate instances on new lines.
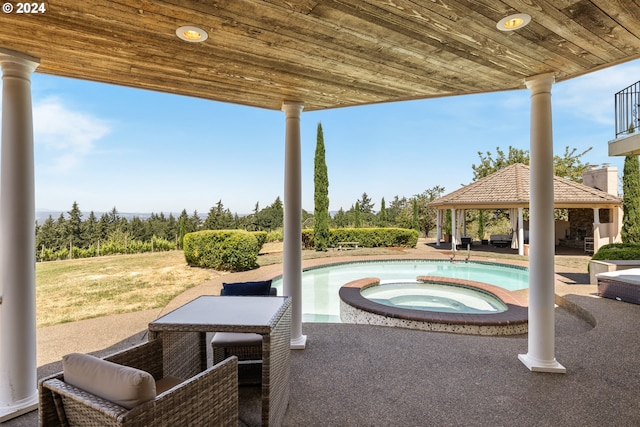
xmin=4 ymin=59 xmax=640 ymax=216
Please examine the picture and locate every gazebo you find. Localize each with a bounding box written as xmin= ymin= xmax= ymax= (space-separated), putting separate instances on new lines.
xmin=430 ymin=163 xmax=623 ymax=255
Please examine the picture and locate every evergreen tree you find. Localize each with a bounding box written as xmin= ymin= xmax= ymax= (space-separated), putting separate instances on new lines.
xmin=67 ymin=201 xmax=84 ymax=247
xmin=178 ymin=216 xmax=187 ymax=249
xmin=387 ymin=195 xmax=407 ymax=225
xmin=129 ymin=216 xmax=146 ymax=240
xmin=54 ymin=213 xmax=67 ymax=250
xmin=313 ymin=122 xmax=330 ymax=251
xmin=204 ymin=200 xmax=226 ymax=230
xmin=477 ymin=210 xmax=485 ymax=240
xmin=332 ymin=208 xmax=349 ymax=228
xmin=190 ymin=211 xmax=202 ymax=230
xmin=36 ymin=215 xmax=57 ymax=251
xmin=358 ymin=192 xmax=374 ymax=213
xmin=622 ymin=155 xmax=640 ymax=244
xmin=354 ymin=201 xmax=361 ymax=228
xmin=166 ymin=213 xmax=178 ymax=243
xmin=84 ymin=211 xmax=99 ymax=246
xmin=98 ymin=213 xmax=110 ymax=240
xmin=378 ymin=197 xmax=387 ymax=227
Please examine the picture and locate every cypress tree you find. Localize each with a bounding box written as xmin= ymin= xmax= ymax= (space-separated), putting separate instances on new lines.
xmin=313 ymin=122 xmax=330 ymax=251
xmin=354 ymin=201 xmax=361 ymax=228
xmin=622 ymin=155 xmax=640 ymax=244
xmin=378 ymin=197 xmax=387 ymax=227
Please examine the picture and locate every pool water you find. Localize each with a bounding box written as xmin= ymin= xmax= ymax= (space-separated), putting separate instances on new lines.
xmin=361 ymin=281 xmax=508 ymax=314
xmin=271 ymin=260 xmax=528 ymax=322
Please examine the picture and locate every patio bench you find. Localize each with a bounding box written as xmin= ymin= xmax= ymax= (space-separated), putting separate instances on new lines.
xmin=337 ymin=241 xmax=359 ymax=250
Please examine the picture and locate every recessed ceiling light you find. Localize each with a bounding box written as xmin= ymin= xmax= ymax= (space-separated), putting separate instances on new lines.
xmin=176 ymin=25 xmax=208 ymax=42
xmin=496 ymin=13 xmax=531 ymax=31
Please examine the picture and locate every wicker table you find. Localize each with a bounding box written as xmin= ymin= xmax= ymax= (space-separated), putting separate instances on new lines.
xmin=149 ymin=295 xmax=292 ymax=426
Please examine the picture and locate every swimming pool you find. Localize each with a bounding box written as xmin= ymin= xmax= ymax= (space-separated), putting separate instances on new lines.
xmin=270 ymin=260 xmax=528 ymax=322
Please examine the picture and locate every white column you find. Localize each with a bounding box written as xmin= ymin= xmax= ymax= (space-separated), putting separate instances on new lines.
xmin=518 ymin=207 xmax=524 ymax=256
xmin=451 ymin=208 xmax=456 ymax=252
xmin=0 ymin=49 xmax=40 ymax=421
xmin=282 ymin=101 xmax=306 ymax=349
xmin=462 ymin=210 xmax=467 ymax=237
xmin=613 ymin=206 xmax=622 ymax=243
xmin=518 ymin=73 xmax=566 ymax=373
xmin=592 ymin=208 xmax=601 ymax=252
xmin=436 ymin=209 xmax=442 ymax=247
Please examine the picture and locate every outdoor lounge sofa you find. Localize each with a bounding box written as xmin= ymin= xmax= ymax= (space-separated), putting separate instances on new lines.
xmin=38 ymin=338 xmax=239 ymax=427
xmin=490 ymin=234 xmax=512 ymax=248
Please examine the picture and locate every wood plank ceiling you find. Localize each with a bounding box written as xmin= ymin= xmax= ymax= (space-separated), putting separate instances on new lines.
xmin=1 ymin=0 xmax=639 ymax=111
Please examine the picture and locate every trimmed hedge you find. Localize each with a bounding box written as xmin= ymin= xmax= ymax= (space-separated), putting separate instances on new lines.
xmin=592 ymin=243 xmax=640 ymax=261
xmin=183 ymin=230 xmax=264 ymax=272
xmin=301 ymin=227 xmax=418 ymax=250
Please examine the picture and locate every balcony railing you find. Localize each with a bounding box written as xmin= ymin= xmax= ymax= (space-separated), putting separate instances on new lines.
xmin=615 ymin=80 xmax=640 ymax=138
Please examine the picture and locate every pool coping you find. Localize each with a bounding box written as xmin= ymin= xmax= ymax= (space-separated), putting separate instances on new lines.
xmin=339 ymin=276 xmax=528 ymax=335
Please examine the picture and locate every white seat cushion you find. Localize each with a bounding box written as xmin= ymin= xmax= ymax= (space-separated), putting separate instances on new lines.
xmin=212 ymin=332 xmax=262 ymax=347
xmin=63 ymin=353 xmax=156 ymax=410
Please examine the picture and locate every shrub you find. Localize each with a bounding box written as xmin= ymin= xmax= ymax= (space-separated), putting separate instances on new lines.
xmin=183 ymin=230 xmax=264 ymax=271
xmin=252 ymin=231 xmax=268 ymax=248
xmin=592 ymin=243 xmax=640 ymax=261
xmin=151 ymin=236 xmax=176 ymax=252
xmin=266 ymin=229 xmax=283 ymax=243
xmin=72 ymin=246 xmax=98 ymax=259
xmin=301 ymin=227 xmax=418 ymax=250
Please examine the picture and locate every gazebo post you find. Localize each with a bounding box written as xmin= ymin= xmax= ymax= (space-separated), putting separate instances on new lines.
xmin=592 ymin=208 xmax=600 ymax=252
xmin=518 ymin=207 xmax=524 ymax=256
xmin=450 ymin=208 xmax=457 ymax=252
xmin=436 ymin=209 xmax=442 ymax=247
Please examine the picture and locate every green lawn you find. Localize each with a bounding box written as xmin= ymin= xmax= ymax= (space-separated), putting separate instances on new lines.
xmin=36 ymin=251 xmax=216 ymax=327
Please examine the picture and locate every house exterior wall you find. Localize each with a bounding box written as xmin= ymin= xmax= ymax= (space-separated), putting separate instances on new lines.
xmin=582 ymin=166 xmax=619 ymax=196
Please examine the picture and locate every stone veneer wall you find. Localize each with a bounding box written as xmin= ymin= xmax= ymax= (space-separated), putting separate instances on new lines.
xmin=568 ymin=208 xmax=611 ymax=239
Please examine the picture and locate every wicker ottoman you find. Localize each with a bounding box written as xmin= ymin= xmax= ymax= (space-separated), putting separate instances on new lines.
xmin=596 ymin=268 xmax=640 ymax=305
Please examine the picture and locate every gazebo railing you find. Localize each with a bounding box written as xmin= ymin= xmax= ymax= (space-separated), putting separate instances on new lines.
xmin=615 ymin=80 xmax=640 ymax=137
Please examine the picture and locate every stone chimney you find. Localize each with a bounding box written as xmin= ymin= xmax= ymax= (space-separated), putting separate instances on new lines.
xmin=582 ymin=165 xmax=619 ymax=196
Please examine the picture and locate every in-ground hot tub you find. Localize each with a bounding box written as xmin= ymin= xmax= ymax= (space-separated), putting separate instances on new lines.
xmin=339 ymin=276 xmax=528 ymax=335
xmin=361 ymin=281 xmax=509 ymax=314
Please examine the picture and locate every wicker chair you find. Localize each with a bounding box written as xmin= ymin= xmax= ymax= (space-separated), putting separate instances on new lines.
xmin=212 ymin=282 xmax=277 ymax=384
xmin=38 ymin=338 xmax=239 ymax=427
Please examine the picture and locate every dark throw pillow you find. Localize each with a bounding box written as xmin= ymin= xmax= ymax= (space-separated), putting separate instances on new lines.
xmin=221 ymin=280 xmax=272 ymax=296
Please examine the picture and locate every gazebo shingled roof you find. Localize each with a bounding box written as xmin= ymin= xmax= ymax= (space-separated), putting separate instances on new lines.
xmin=429 ymin=163 xmax=622 ymax=210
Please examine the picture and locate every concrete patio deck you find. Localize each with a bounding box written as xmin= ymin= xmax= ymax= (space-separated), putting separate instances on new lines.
xmin=6 ymin=239 xmax=639 ymax=426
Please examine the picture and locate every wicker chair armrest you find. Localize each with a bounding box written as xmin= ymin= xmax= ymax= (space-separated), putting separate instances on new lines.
xmin=39 ymin=378 xmax=129 ymax=427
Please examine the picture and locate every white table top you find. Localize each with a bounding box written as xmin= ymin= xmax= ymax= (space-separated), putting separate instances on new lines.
xmin=149 ymin=295 xmax=290 ymax=330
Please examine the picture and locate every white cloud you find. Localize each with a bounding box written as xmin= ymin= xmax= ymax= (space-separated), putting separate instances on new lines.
xmin=33 ymin=97 xmax=111 ymax=171
xmin=554 ymin=60 xmax=640 ymax=125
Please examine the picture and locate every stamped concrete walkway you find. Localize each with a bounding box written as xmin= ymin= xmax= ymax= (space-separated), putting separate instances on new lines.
xmin=8 ymin=239 xmax=640 ymax=426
